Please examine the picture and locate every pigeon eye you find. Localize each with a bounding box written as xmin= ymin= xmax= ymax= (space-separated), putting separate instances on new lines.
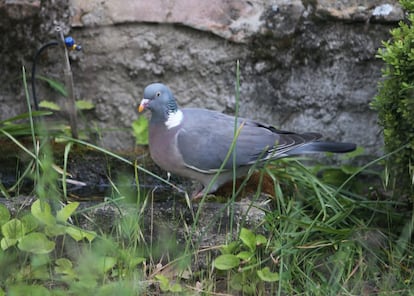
xmin=156 ymin=91 xmax=161 ymax=97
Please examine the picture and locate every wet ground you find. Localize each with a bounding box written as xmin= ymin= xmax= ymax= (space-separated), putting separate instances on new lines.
xmin=0 ymin=137 xmax=270 ymax=261
xmin=0 ymin=137 xmax=190 ymax=201
xmin=0 ymin=137 xmax=277 ymax=202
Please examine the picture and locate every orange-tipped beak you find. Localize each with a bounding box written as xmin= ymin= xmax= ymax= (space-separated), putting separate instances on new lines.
xmin=138 ymin=98 xmax=149 ymax=113
xmin=138 ymin=104 xmax=145 ymax=113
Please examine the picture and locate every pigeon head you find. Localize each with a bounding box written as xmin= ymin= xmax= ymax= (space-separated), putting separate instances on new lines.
xmin=138 ymin=83 xmax=178 ymax=122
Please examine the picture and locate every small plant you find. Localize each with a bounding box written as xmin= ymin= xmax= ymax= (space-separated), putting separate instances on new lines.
xmin=0 ymin=201 xmax=95 ymax=253
xmin=37 ymin=75 xmax=95 ymax=113
xmin=372 ymin=0 xmax=414 ymax=196
xmin=132 ymin=116 xmax=149 ymax=145
xmin=214 ymin=227 xmax=278 ymax=294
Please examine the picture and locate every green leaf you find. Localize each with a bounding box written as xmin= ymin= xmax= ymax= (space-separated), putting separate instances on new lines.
xmin=39 ymin=100 xmax=61 ymax=111
xmin=340 ymin=164 xmax=360 ymax=175
xmin=75 ymin=100 xmax=95 ymax=110
xmin=256 ymin=234 xmax=267 ymax=246
xmin=0 ymin=111 xmax=52 ymax=125
xmin=339 ymin=145 xmax=364 ymax=160
xmin=8 ymin=284 xmax=51 ymax=296
xmin=45 ymin=224 xmax=67 ymax=237
xmin=96 ymin=256 xmax=117 ymax=274
xmin=214 ymin=254 xmax=240 ymax=270
xmin=55 ymin=258 xmax=76 ymax=279
xmin=240 ymin=228 xmax=256 ymax=252
xmin=31 ymin=200 xmax=55 ymax=226
xmin=31 ymin=264 xmax=50 ymax=280
xmin=1 ymin=237 xmax=17 ymax=250
xmin=132 ymin=117 xmax=149 ymax=145
xmin=257 ymin=267 xmax=279 ymax=282
xmin=2 ymin=218 xmax=25 ymax=239
xmin=55 ymin=258 xmax=73 ymax=271
xmin=236 ymin=251 xmax=253 ymax=261
xmin=65 ymin=225 xmax=96 ymax=242
xmin=129 ymin=257 xmax=146 ymax=269
xmin=21 ymin=213 xmax=39 ymax=233
xmin=18 ymin=232 xmax=55 ymax=254
xmin=155 ymin=274 xmax=170 ymax=292
xmin=56 ymin=202 xmax=79 ymax=223
xmin=37 ymin=76 xmax=67 ymax=97
xmin=0 ymin=204 xmax=10 ymax=226
xmin=169 ymin=283 xmax=183 ymax=292
xmin=220 ymin=241 xmax=239 ymax=254
xmin=31 ymin=254 xmax=50 ymax=268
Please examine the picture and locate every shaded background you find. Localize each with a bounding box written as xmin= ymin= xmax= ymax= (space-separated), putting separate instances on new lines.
xmin=0 ymin=0 xmax=401 ymax=154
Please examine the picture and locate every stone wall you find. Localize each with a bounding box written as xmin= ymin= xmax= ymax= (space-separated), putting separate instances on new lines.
xmin=0 ymin=0 xmax=403 ymax=155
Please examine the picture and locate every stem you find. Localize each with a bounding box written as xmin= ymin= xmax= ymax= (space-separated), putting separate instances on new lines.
xmin=23 ymin=66 xmax=40 ymax=182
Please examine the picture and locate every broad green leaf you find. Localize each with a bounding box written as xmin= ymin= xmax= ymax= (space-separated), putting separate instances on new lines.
xmin=220 ymin=241 xmax=239 ymax=254
xmin=155 ymin=274 xmax=170 ymax=292
xmin=8 ymin=284 xmax=50 ymax=296
xmin=257 ymin=267 xmax=279 ymax=282
xmin=18 ymin=232 xmax=55 ymax=254
xmin=45 ymin=224 xmax=67 ymax=237
xmin=240 ymin=228 xmax=256 ymax=252
xmin=340 ymin=145 xmax=364 ymax=160
xmin=340 ymin=164 xmax=360 ymax=175
xmin=213 ymin=254 xmax=240 ymax=270
xmin=129 ymin=257 xmax=146 ymax=268
xmin=31 ymin=264 xmax=50 ymax=280
xmin=0 ymin=204 xmax=10 ymax=226
xmin=56 ymin=202 xmax=79 ymax=223
xmin=21 ymin=213 xmax=39 ymax=233
xmin=2 ymin=218 xmax=25 ymax=239
xmin=37 ymin=76 xmax=67 ymax=97
xmin=256 ymin=234 xmax=267 ymax=246
xmin=31 ymin=254 xmax=50 ymax=268
xmin=39 ymin=100 xmax=61 ymax=111
xmin=65 ymin=225 xmax=96 ymax=242
xmin=236 ymin=251 xmax=253 ymax=261
xmin=75 ymin=100 xmax=95 ymax=110
xmin=154 ymin=274 xmax=182 ymax=292
xmin=31 ymin=200 xmax=55 ymax=226
xmin=55 ymin=258 xmax=75 ymax=277
xmin=1 ymin=237 xmax=17 ymax=250
xmin=55 ymin=258 xmax=73 ymax=269
xmin=132 ymin=117 xmax=149 ymax=145
xmin=95 ymin=256 xmax=117 ymax=274
xmin=169 ymin=283 xmax=183 ymax=292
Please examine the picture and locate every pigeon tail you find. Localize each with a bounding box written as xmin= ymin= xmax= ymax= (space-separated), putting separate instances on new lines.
xmin=286 ymin=141 xmax=356 ymax=156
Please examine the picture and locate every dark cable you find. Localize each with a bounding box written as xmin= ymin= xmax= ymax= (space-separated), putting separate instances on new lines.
xmin=31 ymin=40 xmax=59 ymax=110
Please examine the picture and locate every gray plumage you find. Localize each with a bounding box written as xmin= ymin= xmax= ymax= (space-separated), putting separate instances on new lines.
xmin=139 ymin=83 xmax=356 ymax=197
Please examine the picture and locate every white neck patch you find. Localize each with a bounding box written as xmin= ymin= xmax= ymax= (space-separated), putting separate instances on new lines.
xmin=165 ymin=110 xmax=183 ymax=129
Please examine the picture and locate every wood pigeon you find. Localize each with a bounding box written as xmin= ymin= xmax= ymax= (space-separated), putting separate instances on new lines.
xmin=138 ymin=83 xmax=356 ymax=198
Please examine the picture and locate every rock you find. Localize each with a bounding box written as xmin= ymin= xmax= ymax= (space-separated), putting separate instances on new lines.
xmin=0 ymin=0 xmax=41 ymax=20
xmin=371 ymin=3 xmax=404 ymax=22
xmin=0 ymin=0 xmax=404 ymax=156
xmin=315 ymin=1 xmax=403 ymax=22
xmin=71 ymin=0 xmax=269 ymax=43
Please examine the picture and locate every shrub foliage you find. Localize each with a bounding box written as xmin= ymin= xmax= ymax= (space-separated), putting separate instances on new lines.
xmin=372 ymin=0 xmax=414 ymax=195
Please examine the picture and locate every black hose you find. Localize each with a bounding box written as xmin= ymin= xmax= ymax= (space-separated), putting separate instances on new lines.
xmin=31 ymin=40 xmax=59 ymax=110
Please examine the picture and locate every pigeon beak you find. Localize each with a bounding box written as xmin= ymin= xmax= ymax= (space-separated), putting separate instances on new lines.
xmin=138 ymin=98 xmax=149 ymax=113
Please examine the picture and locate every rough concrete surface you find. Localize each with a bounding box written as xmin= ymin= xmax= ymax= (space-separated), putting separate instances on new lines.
xmin=0 ymin=0 xmax=402 ymax=155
